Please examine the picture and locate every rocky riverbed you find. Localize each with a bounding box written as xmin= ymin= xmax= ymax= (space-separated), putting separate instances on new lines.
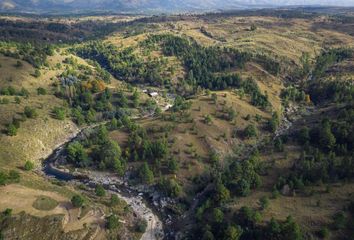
xmin=42 ymin=127 xmax=165 ymax=240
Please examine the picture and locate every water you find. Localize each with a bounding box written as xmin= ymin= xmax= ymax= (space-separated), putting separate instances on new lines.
xmin=41 ymin=127 xmax=165 ymax=240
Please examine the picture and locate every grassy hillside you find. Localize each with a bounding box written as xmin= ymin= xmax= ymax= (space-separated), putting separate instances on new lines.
xmin=0 ymin=9 xmax=353 ymax=240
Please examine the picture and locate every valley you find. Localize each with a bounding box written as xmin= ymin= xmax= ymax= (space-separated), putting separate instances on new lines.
xmin=0 ymin=7 xmax=353 ymax=240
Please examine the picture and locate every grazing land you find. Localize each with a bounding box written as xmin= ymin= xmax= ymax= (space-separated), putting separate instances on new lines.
xmin=0 ymin=7 xmax=353 ymax=240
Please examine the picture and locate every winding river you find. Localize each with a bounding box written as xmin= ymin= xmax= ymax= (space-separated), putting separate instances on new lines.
xmin=42 ymin=127 xmax=165 ymax=240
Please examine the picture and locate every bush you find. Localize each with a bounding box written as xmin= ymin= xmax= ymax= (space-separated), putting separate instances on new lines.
xmin=204 ymin=114 xmax=212 ymax=125
xmin=67 ymin=141 xmax=89 ymax=167
xmin=333 ymin=212 xmax=346 ymax=230
xmin=0 ymin=98 xmax=9 ymax=104
xmin=71 ymin=195 xmax=84 ymax=208
xmin=53 ymin=107 xmax=66 ymax=120
xmin=15 ymin=60 xmax=23 ymax=68
xmin=135 ymin=219 xmax=147 ymax=233
xmin=223 ymin=225 xmax=243 ymax=240
xmin=259 ymin=196 xmax=270 ymax=210
xmin=24 ymin=106 xmax=37 ymax=118
xmin=14 ymin=96 xmax=21 ymax=104
xmin=138 ymin=162 xmax=154 ymax=184
xmin=6 ymin=124 xmax=17 ymax=136
xmin=95 ymin=185 xmax=106 ymax=197
xmin=244 ymin=124 xmax=257 ymax=138
xmin=33 ymin=69 xmax=41 ymax=78
xmin=167 ymin=157 xmax=179 ymax=173
xmin=106 ymin=214 xmax=119 ymax=230
xmin=8 ymin=170 xmax=20 ymax=182
xmin=213 ymin=208 xmax=224 ymax=223
xmin=37 ymin=87 xmax=47 ymax=95
xmin=24 ymin=161 xmax=34 ymax=171
xmin=158 ymin=177 xmax=182 ymax=197
xmin=3 ymin=208 xmax=12 ymax=217
xmin=110 ymin=194 xmax=119 ymax=206
xmin=318 ymin=227 xmax=330 ymax=239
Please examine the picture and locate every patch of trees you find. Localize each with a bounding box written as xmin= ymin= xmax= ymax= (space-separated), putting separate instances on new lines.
xmin=158 ymin=177 xmax=182 ymax=197
xmin=192 ymin=154 xmax=301 ymax=240
xmin=280 ymin=86 xmax=306 ymax=104
xmin=126 ymin=125 xmax=169 ymax=165
xmin=138 ymin=162 xmax=154 ymax=184
xmin=142 ymin=34 xmax=251 ymax=91
xmin=74 ymin=41 xmax=168 ymax=86
xmin=56 ymin=82 xmax=115 ymax=125
xmin=224 ymin=154 xmax=262 ymax=197
xmin=66 ymin=125 xmax=125 ymax=175
xmin=0 ymin=41 xmax=54 ymax=68
xmin=277 ymin=108 xmax=354 ymax=192
xmin=241 ymin=78 xmax=270 ymax=108
xmin=308 ymin=79 xmax=354 ymax=104
xmin=312 ymin=48 xmax=353 ymax=80
xmin=253 ymin=54 xmax=281 ymax=75
xmin=0 ymin=86 xmax=29 ymax=98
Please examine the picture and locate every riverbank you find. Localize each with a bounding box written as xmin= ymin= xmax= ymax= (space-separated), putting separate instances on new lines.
xmin=41 ymin=124 xmax=165 ymax=240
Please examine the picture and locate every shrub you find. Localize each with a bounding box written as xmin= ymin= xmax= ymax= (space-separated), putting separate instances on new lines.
xmin=318 ymin=227 xmax=330 ymax=239
xmin=110 ymin=194 xmax=119 ymax=206
xmin=15 ymin=60 xmax=23 ymax=68
xmin=24 ymin=161 xmax=34 ymax=171
xmin=213 ymin=208 xmax=224 ymax=223
xmin=106 ymin=214 xmax=119 ymax=230
xmin=3 ymin=208 xmax=12 ymax=217
xmin=138 ymin=162 xmax=154 ymax=184
xmin=244 ymin=124 xmax=257 ymax=138
xmin=33 ymin=69 xmax=41 ymax=78
xmin=6 ymin=124 xmax=17 ymax=136
xmin=37 ymin=87 xmax=47 ymax=95
xmin=71 ymin=195 xmax=84 ymax=208
xmin=67 ymin=141 xmax=89 ymax=167
xmin=167 ymin=157 xmax=179 ymax=173
xmin=250 ymin=24 xmax=257 ymax=31
xmin=158 ymin=178 xmax=182 ymax=197
xmin=204 ymin=114 xmax=212 ymax=125
xmin=53 ymin=107 xmax=66 ymax=120
xmin=14 ymin=96 xmax=21 ymax=104
xmin=95 ymin=185 xmax=106 ymax=197
xmin=259 ymin=196 xmax=270 ymax=210
xmin=135 ymin=219 xmax=147 ymax=233
xmin=333 ymin=212 xmax=346 ymax=230
xmin=0 ymin=98 xmax=9 ymax=104
xmin=24 ymin=106 xmax=37 ymax=118
xmin=223 ymin=225 xmax=242 ymax=240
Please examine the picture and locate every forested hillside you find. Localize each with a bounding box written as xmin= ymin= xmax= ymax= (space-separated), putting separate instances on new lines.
xmin=0 ymin=8 xmax=353 ymax=240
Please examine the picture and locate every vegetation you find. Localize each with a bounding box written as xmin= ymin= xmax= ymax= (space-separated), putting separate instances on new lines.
xmin=24 ymin=161 xmax=34 ymax=171
xmin=0 ymin=170 xmax=20 ymax=186
xmin=71 ymin=195 xmax=84 ymax=208
xmin=1 ymin=9 xmax=354 ymax=240
xmin=32 ymin=196 xmax=59 ymax=211
xmin=95 ymin=185 xmax=106 ymax=197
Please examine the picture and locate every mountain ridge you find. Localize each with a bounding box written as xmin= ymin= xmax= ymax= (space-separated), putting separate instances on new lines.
xmin=1 ymin=0 xmax=354 ymax=14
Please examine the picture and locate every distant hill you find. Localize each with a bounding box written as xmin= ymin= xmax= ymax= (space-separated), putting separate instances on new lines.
xmin=0 ymin=0 xmax=354 ymax=14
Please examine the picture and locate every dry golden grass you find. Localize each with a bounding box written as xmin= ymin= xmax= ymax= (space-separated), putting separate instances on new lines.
xmin=110 ymin=90 xmax=272 ymax=194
